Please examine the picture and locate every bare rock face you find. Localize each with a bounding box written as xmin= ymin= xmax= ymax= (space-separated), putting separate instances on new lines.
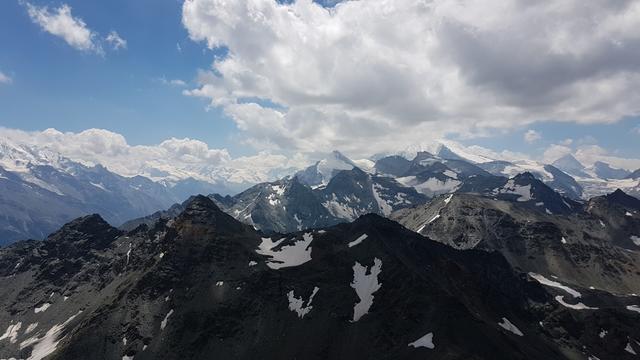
xmin=391 ymin=190 xmax=640 ymax=294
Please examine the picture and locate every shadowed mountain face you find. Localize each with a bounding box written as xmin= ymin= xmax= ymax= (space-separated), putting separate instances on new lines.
xmin=193 ymin=170 xmax=428 ymax=234
xmin=1 ymin=196 xmax=639 ymax=360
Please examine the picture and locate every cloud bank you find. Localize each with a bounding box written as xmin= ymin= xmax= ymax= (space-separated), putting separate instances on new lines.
xmin=182 ymin=0 xmax=640 ymax=157
xmin=0 ymin=128 xmax=306 ymax=185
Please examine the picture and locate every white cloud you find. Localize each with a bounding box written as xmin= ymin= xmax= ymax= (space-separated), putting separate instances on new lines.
xmin=633 ymin=126 xmax=640 ymax=135
xmin=524 ymin=130 xmax=542 ymax=144
xmin=543 ymin=144 xmax=573 ymax=163
xmin=105 ymin=31 xmax=127 ymax=50
xmin=0 ymin=71 xmax=12 ymax=85
xmin=158 ymin=77 xmax=188 ymax=87
xmin=574 ymin=145 xmax=640 ymax=170
xmin=181 ymin=0 xmax=640 ymax=157
xmin=0 ymin=127 xmax=308 ymax=186
xmin=26 ymin=3 xmax=102 ymax=54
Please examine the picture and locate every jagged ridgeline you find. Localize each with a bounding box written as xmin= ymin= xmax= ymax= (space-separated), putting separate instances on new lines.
xmin=3 ymin=142 xmax=639 ymax=245
xmin=1 ymin=195 xmax=640 ymax=360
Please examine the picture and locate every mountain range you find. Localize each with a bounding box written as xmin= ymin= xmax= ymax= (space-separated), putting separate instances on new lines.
xmin=1 ymin=138 xmax=639 ymax=245
xmin=1 ymin=195 xmax=639 ymax=359
xmin=0 ymin=140 xmax=229 ymax=244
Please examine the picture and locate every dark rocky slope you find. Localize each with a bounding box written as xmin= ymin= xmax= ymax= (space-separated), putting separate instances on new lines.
xmin=0 ymin=196 xmax=639 ymax=359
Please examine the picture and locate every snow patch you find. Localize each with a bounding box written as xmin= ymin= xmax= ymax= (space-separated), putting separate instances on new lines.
xmin=160 ymin=309 xmax=174 ymax=330
xmin=561 ymin=237 xmax=567 ymax=244
xmin=348 ymin=234 xmax=368 ymax=248
xmin=248 ymin=261 xmax=258 ymax=267
xmin=627 ymin=305 xmax=640 ymax=313
xmin=287 ymin=287 xmax=319 ymax=318
xmin=90 ymin=182 xmax=107 ymax=191
xmin=408 ymin=332 xmax=434 ymax=349
xmin=555 ymin=295 xmax=598 ymax=310
xmin=293 ymin=213 xmax=303 ymax=231
xmin=443 ymin=169 xmax=458 ymax=179
xmin=498 ymin=317 xmax=523 ymax=336
xmin=529 ymin=273 xmax=581 ymax=298
xmin=496 ymin=179 xmax=532 ymax=202
xmin=626 ymin=211 xmax=633 ymax=217
xmin=428 ymin=214 xmax=440 ymax=224
xmin=256 ymin=233 xmax=313 ymax=270
xmin=444 ymin=194 xmax=453 ymax=204
xmin=271 ymin=184 xmax=286 ymax=196
xmin=0 ymin=322 xmax=22 ymax=343
xmin=599 ymin=329 xmax=607 ymax=338
xmin=267 ymin=193 xmax=280 ymax=206
xmin=631 ymin=236 xmax=640 ymax=246
xmin=372 ymin=183 xmax=393 ymax=216
xmin=34 ymin=303 xmax=51 ymax=313
xmin=625 ymin=342 xmax=637 ymax=355
xmin=216 ymin=281 xmax=224 ymax=286
xmin=351 ymin=258 xmax=382 ymax=322
xmin=20 ymin=311 xmax=81 ymax=360
xmin=126 ymin=243 xmax=132 ymax=265
xmin=25 ymin=323 xmax=38 ymax=335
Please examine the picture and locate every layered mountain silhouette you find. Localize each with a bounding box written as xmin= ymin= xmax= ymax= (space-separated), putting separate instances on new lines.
xmin=2 ymin=196 xmax=639 ymax=359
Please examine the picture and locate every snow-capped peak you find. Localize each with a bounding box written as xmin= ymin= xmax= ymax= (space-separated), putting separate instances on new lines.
xmin=398 ymin=140 xmax=495 ymax=164
xmin=295 ymin=150 xmax=359 ymax=187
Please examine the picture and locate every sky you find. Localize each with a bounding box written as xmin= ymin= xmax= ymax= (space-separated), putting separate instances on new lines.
xmin=0 ymin=0 xmax=639 ymax=178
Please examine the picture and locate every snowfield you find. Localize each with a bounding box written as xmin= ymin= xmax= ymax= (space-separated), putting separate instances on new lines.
xmin=351 ymin=258 xmax=383 ymax=322
xmin=256 ymin=233 xmax=314 ymax=269
xmin=348 ymin=234 xmax=368 ymax=248
xmin=287 ymin=287 xmax=320 ymax=318
xmin=529 ymin=273 xmax=581 ymax=298
xmin=408 ymin=332 xmax=435 ymax=349
xmin=498 ymin=317 xmax=524 ymax=336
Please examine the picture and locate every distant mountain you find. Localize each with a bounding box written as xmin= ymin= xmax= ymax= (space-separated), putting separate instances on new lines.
xmin=0 ymin=161 xmax=187 ymax=245
xmin=593 ymin=161 xmax=631 ymax=180
xmin=0 ymin=136 xmax=260 ymax=244
xmin=1 ymin=196 xmax=639 ymax=359
xmin=478 ymin=160 xmax=584 ymax=199
xmin=0 ymin=140 xmax=236 ymax=244
xmin=392 ymin=188 xmax=640 ymax=294
xmin=211 ymin=168 xmax=427 ymax=233
xmin=552 ymin=154 xmax=590 ymax=178
xmin=627 ymin=168 xmax=640 ymax=179
xmin=295 ymin=150 xmax=357 ymax=187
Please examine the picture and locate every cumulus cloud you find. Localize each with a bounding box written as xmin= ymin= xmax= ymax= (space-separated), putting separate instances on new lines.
xmin=543 ymin=144 xmax=573 ymax=163
xmin=524 ymin=130 xmax=542 ymax=144
xmin=0 ymin=127 xmax=308 ymax=185
xmin=181 ymin=0 xmax=640 ymax=157
xmin=26 ymin=2 xmax=102 ymax=54
xmin=105 ymin=30 xmax=127 ymax=50
xmin=574 ymin=145 xmax=640 ymax=170
xmin=0 ymin=71 xmax=12 ymax=85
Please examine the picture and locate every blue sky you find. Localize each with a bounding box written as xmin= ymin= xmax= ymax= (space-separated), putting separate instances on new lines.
xmin=0 ymin=0 xmax=246 ymax=153
xmin=0 ymin=0 xmax=638 ymax=166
